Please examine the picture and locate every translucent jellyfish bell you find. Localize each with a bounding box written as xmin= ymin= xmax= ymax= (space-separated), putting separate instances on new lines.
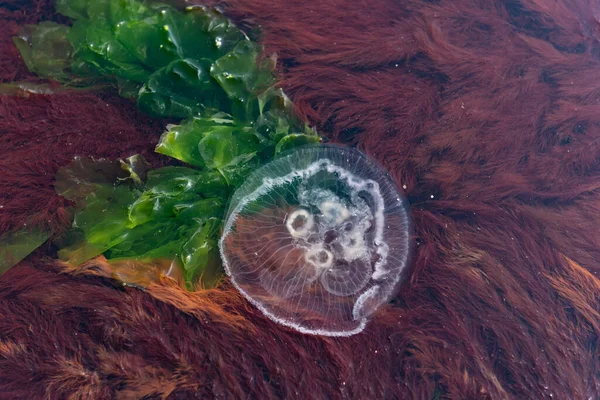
xmin=219 ymin=145 xmax=410 ymax=336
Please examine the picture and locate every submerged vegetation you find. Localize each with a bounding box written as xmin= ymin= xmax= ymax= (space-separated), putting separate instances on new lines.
xmin=3 ymin=0 xmax=320 ymax=289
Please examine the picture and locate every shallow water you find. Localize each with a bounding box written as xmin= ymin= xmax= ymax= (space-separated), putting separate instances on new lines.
xmin=0 ymin=0 xmax=599 ymax=398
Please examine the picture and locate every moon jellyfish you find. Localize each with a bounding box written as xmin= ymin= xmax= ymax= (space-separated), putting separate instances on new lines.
xmin=219 ymin=145 xmax=410 ymax=336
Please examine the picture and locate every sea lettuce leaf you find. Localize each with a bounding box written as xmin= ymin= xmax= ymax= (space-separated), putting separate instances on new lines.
xmin=8 ymin=0 xmax=321 ymax=288
xmin=210 ymin=40 xmax=263 ymax=103
xmin=0 ymin=229 xmax=51 ymax=274
xmin=12 ymin=21 xmax=73 ymax=82
xmin=68 ymin=20 xmax=151 ymax=82
xmin=157 ymin=109 xmax=318 ymax=188
xmin=55 ymin=158 xmax=227 ymax=287
xmin=14 ymin=0 xmax=258 ymax=119
xmin=127 ymin=167 xmax=227 ymax=226
xmin=137 ymin=58 xmax=228 ymax=118
xmin=180 ymin=216 xmax=221 ymax=287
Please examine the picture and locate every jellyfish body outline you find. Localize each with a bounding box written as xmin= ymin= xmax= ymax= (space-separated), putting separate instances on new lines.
xmin=219 ymin=144 xmax=410 ymax=337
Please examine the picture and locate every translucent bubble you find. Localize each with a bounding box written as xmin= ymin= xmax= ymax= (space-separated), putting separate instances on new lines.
xmin=219 ymin=145 xmax=410 ymax=336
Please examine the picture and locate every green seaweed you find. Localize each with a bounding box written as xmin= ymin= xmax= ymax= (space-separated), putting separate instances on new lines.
xmin=0 ymin=229 xmax=51 ymax=274
xmin=55 ymin=158 xmax=227 ymax=287
xmin=14 ymin=0 xmax=265 ymax=119
xmin=12 ymin=21 xmax=73 ymax=82
xmin=6 ymin=0 xmax=321 ymax=288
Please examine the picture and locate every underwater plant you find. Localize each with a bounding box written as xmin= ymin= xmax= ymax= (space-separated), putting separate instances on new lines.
xmin=220 ymin=145 xmax=410 ymax=336
xmin=5 ymin=1 xmax=410 ymax=336
xmin=3 ymin=0 xmax=319 ymax=289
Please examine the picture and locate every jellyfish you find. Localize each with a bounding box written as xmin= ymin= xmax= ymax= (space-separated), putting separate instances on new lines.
xmin=219 ymin=145 xmax=410 ymax=336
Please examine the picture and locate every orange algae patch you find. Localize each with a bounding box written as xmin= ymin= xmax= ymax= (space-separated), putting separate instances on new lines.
xmin=56 ymin=256 xmax=251 ymax=331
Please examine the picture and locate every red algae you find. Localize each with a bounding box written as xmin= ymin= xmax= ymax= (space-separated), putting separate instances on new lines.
xmin=1 ymin=0 xmax=600 ymax=398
